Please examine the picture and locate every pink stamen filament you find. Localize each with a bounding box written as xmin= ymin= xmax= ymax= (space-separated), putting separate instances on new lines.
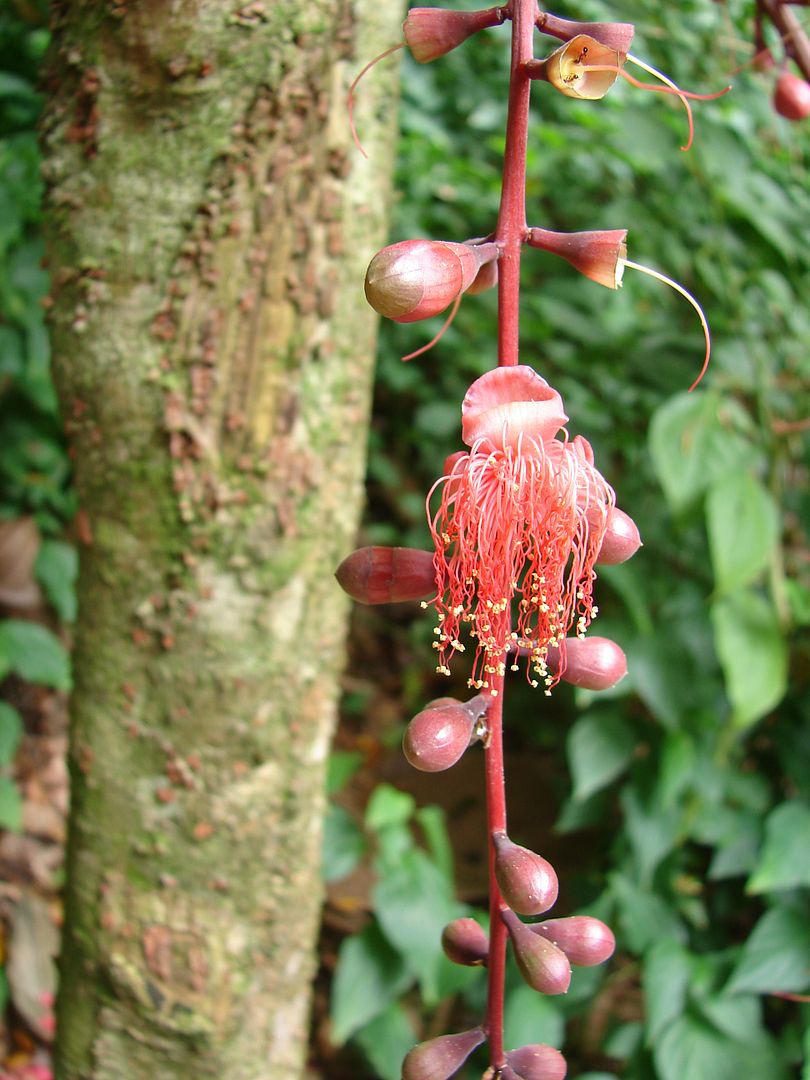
xmin=347 ymin=42 xmax=405 ymax=159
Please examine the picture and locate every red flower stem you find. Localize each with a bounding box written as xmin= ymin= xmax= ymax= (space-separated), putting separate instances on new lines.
xmin=484 ymin=671 xmax=508 ymax=1069
xmin=495 ymin=0 xmax=535 ymax=367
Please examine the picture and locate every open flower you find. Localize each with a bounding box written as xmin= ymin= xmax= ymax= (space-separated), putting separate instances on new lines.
xmin=426 ymin=366 xmax=614 ymax=693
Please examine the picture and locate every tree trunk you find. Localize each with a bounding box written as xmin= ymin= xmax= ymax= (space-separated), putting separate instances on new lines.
xmin=41 ymin=2 xmax=401 ymax=1076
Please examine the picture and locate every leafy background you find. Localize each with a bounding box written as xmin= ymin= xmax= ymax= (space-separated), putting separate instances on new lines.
xmin=0 ymin=0 xmax=809 ymax=1077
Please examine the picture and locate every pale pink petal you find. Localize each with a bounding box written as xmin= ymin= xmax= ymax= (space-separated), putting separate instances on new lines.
xmin=461 ymin=366 xmax=568 ymax=448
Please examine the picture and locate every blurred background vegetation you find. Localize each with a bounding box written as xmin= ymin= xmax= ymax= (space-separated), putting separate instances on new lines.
xmin=1 ymin=0 xmax=809 ymax=1077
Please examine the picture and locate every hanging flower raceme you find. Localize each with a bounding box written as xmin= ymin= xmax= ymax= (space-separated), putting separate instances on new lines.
xmin=426 ymin=365 xmax=614 ymax=694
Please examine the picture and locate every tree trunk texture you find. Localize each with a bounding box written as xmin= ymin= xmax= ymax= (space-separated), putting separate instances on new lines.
xmin=41 ymin=2 xmax=401 ymax=1077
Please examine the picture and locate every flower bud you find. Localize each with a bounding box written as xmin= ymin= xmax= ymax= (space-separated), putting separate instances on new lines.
xmin=441 ymin=917 xmax=489 ymax=966
xmin=527 ymin=228 xmax=627 ymax=290
xmin=536 ymin=11 xmax=634 ymax=54
xmin=503 ymin=909 xmax=571 ymax=996
xmin=465 ymin=258 xmax=498 ymax=295
xmin=545 ymin=636 xmax=627 ymax=691
xmin=493 ymin=832 xmax=558 ymax=916
xmin=596 ymin=506 xmax=641 ymax=564
xmin=774 ymin=71 xmax=810 ymax=121
xmin=527 ymin=35 xmax=625 ymax=100
xmin=506 ymin=1044 xmax=568 ymax=1080
xmin=403 ymin=701 xmax=476 ymax=772
xmin=401 ymin=1027 xmax=486 ymax=1080
xmin=404 ymin=6 xmax=506 ymax=64
xmin=530 ymin=916 xmax=616 ymax=967
xmin=335 ymin=546 xmax=435 ymax=604
xmin=365 ymin=240 xmax=496 ymax=323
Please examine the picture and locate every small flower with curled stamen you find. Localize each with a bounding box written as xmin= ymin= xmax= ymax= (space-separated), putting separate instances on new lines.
xmin=426 ymin=365 xmax=614 ymax=694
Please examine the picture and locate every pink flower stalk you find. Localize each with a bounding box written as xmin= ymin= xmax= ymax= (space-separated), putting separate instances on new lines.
xmin=427 ymin=366 xmax=614 ymax=693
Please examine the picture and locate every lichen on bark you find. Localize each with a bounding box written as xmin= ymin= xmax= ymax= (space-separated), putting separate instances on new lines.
xmin=41 ymin=1 xmax=402 ymax=1076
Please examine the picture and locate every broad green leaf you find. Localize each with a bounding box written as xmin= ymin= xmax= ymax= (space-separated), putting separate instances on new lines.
xmin=624 ymin=631 xmax=694 ymax=729
xmin=414 ymin=805 xmax=454 ymax=881
xmin=34 ymin=540 xmax=78 ymax=623
xmin=706 ymin=472 xmax=779 ymax=594
xmin=503 ymin=984 xmax=564 ymax=1051
xmin=330 ymin=922 xmax=412 ymax=1045
xmin=643 ymin=939 xmax=692 ymax=1044
xmin=648 ymin=392 xmax=751 ymax=512
xmin=353 ymin=1003 xmax=416 ymax=1080
xmin=0 ymin=778 xmax=22 ymax=832
xmin=620 ymin=786 xmax=680 ymax=886
xmin=609 ymin=872 xmax=686 ymax=954
xmin=0 ymin=703 xmax=23 ymax=766
xmin=727 ymin=905 xmax=810 ymax=995
xmin=0 ymin=620 xmax=70 ymax=690
xmin=710 ymin=591 xmax=787 ymax=729
xmin=567 ymin=710 xmax=636 ymax=802
xmin=746 ymin=801 xmax=810 ymax=894
xmin=655 ymin=1006 xmax=789 ymax=1080
xmin=322 ymin=805 xmax=366 ymax=883
xmin=365 ymin=784 xmax=415 ymax=831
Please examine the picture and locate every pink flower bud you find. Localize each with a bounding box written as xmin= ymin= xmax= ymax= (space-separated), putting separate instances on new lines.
xmin=503 ymin=909 xmax=571 ymax=996
xmin=404 ymin=6 xmax=506 ymax=64
xmin=401 ymin=1027 xmax=486 ymax=1080
xmin=335 ymin=546 xmax=435 ymax=604
xmin=364 ymin=240 xmax=496 ymax=323
xmin=506 ymin=1044 xmax=568 ymax=1080
xmin=493 ymin=832 xmax=558 ymax=916
xmin=530 ymin=916 xmax=616 ymax=967
xmin=527 ymin=36 xmax=625 ymax=101
xmin=403 ymin=701 xmax=476 ymax=772
xmin=595 ymin=506 xmax=641 ymax=564
xmin=527 ymin=228 xmax=627 ymax=290
xmin=545 ymin=636 xmax=627 ymax=691
xmin=774 ymin=71 xmax=810 ymax=121
xmin=461 ymin=366 xmax=568 ymax=450
xmin=441 ymin=917 xmax=489 ymax=966
xmin=536 ymin=11 xmax=634 ymax=55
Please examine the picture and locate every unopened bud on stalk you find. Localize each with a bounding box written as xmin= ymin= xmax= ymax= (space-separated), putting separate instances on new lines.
xmin=774 ymin=71 xmax=810 ymax=120
xmin=493 ymin=832 xmax=558 ymax=915
xmin=465 ymin=257 xmax=499 ymax=295
xmin=546 ymin=636 xmax=627 ymax=691
xmin=335 ymin=546 xmax=435 ymax=604
xmin=403 ymin=695 xmax=487 ymax=772
xmin=530 ymin=916 xmax=616 ymax=967
xmin=596 ymin=506 xmax=642 ymax=564
xmin=404 ymin=6 xmax=506 ymax=63
xmin=365 ymin=240 xmax=498 ymax=323
xmin=441 ymin=917 xmax=489 ymax=966
xmin=401 ymin=1027 xmax=486 ymax=1080
xmin=536 ymin=11 xmax=634 ymax=54
xmin=506 ymin=1044 xmax=568 ymax=1080
xmin=527 ymin=227 xmax=627 ymax=289
xmin=503 ymin=909 xmax=571 ymax=996
xmin=527 ymin=35 xmax=625 ymax=100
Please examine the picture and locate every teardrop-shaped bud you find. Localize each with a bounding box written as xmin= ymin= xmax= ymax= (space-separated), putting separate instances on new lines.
xmin=536 ymin=11 xmax=634 ymax=54
xmin=365 ymin=240 xmax=497 ymax=323
xmin=461 ymin=366 xmax=568 ymax=450
xmin=530 ymin=916 xmax=615 ymax=967
xmin=506 ymin=1044 xmax=568 ymax=1080
xmin=774 ymin=71 xmax=810 ymax=121
xmin=404 ymin=6 xmax=506 ymax=63
xmin=527 ymin=36 xmax=624 ymax=100
xmin=503 ymin=909 xmax=571 ymax=996
xmin=403 ymin=702 xmax=476 ymax=772
xmin=527 ymin=228 xmax=627 ymax=290
xmin=596 ymin=506 xmax=641 ymax=564
xmin=401 ymin=1027 xmax=486 ymax=1080
xmin=336 ymin=546 xmax=435 ymax=604
xmin=493 ymin=832 xmax=558 ymax=916
xmin=441 ymin=917 xmax=489 ymax=966
xmin=545 ymin=636 xmax=627 ymax=691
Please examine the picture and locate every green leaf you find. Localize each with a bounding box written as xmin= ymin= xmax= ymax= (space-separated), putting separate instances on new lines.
xmin=710 ymin=591 xmax=787 ymax=729
xmin=0 ymin=778 xmax=22 ymax=832
xmin=727 ymin=905 xmax=810 ymax=995
xmin=322 ymin=804 xmax=366 ymax=883
xmin=503 ymin=984 xmax=564 ymax=1051
xmin=706 ymin=472 xmax=779 ymax=594
xmin=414 ymin=805 xmax=454 ymax=881
xmin=625 ymin=631 xmax=695 ymax=729
xmin=648 ymin=392 xmax=751 ymax=512
xmin=353 ymin=1003 xmax=416 ymax=1080
xmin=0 ymin=620 xmax=70 ymax=690
xmin=654 ymin=1005 xmax=788 ymax=1080
xmin=0 ymin=703 xmax=23 ymax=766
xmin=746 ymin=801 xmax=810 ymax=894
xmin=34 ymin=540 xmax=78 ymax=623
xmin=365 ymin=784 xmax=415 ymax=832
xmin=326 ymin=750 xmax=363 ymax=795
xmin=567 ymin=709 xmax=636 ymax=802
xmin=643 ymin=939 xmax=692 ymax=1044
xmin=330 ymin=922 xmax=413 ymax=1045
xmin=609 ymin=872 xmax=686 ymax=954
xmin=620 ymin=786 xmax=680 ymax=887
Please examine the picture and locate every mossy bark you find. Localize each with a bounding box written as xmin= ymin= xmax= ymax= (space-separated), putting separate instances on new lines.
xmin=41 ymin=2 xmax=401 ymax=1077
